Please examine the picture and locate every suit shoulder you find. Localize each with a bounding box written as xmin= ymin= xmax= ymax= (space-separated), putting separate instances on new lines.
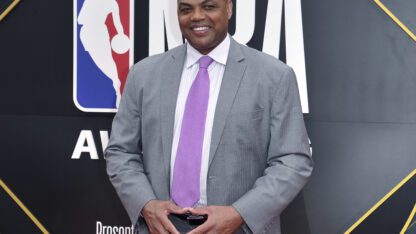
xmin=131 ymin=44 xmax=185 ymax=73
xmin=237 ymin=44 xmax=294 ymax=86
xmin=239 ymin=45 xmax=291 ymax=72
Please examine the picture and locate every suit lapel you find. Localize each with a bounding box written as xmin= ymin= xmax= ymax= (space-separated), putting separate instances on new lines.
xmin=160 ymin=45 xmax=186 ymax=180
xmin=209 ymin=39 xmax=247 ymax=166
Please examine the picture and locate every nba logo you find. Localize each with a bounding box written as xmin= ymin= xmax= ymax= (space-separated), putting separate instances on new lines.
xmin=73 ymin=0 xmax=134 ymax=112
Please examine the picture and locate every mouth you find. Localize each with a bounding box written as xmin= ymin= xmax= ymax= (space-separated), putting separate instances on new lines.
xmin=192 ymin=26 xmax=210 ymax=31
xmin=190 ymin=25 xmax=211 ymax=35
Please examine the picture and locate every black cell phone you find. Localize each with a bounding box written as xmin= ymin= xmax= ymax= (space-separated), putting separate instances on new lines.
xmin=187 ymin=214 xmax=208 ymax=225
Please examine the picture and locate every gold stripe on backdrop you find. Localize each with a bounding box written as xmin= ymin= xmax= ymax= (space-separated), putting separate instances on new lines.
xmin=0 ymin=0 xmax=20 ymax=22
xmin=374 ymin=0 xmax=416 ymax=42
xmin=401 ymin=203 xmax=416 ymax=234
xmin=0 ymin=179 xmax=49 ymax=234
xmin=344 ymin=168 xmax=416 ymax=234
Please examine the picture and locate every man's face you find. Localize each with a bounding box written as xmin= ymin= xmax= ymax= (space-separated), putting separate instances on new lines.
xmin=178 ymin=0 xmax=232 ymax=55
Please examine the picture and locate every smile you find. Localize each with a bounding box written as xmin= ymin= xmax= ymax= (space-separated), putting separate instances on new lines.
xmin=192 ymin=26 xmax=210 ymax=31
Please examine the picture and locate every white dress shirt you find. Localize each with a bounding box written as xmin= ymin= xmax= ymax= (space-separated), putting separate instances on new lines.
xmin=170 ymin=35 xmax=231 ymax=207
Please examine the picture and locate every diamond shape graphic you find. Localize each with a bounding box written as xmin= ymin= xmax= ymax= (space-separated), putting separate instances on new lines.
xmin=345 ymin=169 xmax=416 ymax=233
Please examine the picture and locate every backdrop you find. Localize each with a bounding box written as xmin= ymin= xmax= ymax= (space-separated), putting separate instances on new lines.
xmin=0 ymin=0 xmax=415 ymax=233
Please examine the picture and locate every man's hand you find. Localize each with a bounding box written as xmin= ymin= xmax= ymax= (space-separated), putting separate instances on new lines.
xmin=142 ymin=200 xmax=188 ymax=234
xmin=188 ymin=206 xmax=244 ymax=234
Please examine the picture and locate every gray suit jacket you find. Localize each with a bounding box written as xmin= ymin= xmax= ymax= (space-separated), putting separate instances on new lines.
xmin=105 ymin=38 xmax=313 ymax=234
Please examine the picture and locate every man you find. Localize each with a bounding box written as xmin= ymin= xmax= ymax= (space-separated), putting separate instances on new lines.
xmin=105 ymin=0 xmax=313 ymax=233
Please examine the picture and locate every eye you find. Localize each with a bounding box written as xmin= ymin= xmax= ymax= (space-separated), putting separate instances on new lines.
xmin=203 ymin=4 xmax=216 ymax=10
xmin=179 ymin=7 xmax=192 ymax=14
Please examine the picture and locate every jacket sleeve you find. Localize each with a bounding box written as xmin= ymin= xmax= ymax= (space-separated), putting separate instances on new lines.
xmin=232 ymin=67 xmax=313 ymax=234
xmin=105 ymin=64 xmax=156 ymax=225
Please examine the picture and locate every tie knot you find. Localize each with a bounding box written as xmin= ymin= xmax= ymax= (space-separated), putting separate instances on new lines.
xmin=199 ymin=56 xmax=213 ymax=69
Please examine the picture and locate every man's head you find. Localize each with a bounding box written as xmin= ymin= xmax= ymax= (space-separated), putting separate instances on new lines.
xmin=177 ymin=0 xmax=233 ymax=55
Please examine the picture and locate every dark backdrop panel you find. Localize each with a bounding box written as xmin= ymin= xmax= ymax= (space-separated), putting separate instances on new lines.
xmin=304 ymin=121 xmax=416 ymax=233
xmin=0 ymin=115 xmax=126 ymax=233
xmin=303 ymin=0 xmax=416 ymax=123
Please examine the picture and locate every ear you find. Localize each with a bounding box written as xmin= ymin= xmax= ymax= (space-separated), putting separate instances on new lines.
xmin=227 ymin=0 xmax=233 ymax=19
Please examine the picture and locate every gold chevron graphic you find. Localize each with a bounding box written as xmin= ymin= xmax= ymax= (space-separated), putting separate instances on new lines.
xmin=401 ymin=203 xmax=416 ymax=234
xmin=374 ymin=0 xmax=416 ymax=42
xmin=344 ymin=168 xmax=416 ymax=234
xmin=406 ymin=221 xmax=416 ymax=233
xmin=0 ymin=179 xmax=49 ymax=234
xmin=0 ymin=0 xmax=20 ymax=22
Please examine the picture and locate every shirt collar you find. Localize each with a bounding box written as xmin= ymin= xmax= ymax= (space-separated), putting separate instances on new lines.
xmin=185 ymin=34 xmax=230 ymax=68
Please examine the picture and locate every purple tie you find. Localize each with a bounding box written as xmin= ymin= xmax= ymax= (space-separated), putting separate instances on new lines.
xmin=171 ymin=56 xmax=213 ymax=207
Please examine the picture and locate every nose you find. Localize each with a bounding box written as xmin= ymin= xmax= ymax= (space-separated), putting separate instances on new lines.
xmin=190 ymin=8 xmax=206 ymax=21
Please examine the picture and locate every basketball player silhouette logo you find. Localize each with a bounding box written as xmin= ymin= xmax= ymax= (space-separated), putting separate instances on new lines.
xmin=73 ymin=0 xmax=134 ymax=112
